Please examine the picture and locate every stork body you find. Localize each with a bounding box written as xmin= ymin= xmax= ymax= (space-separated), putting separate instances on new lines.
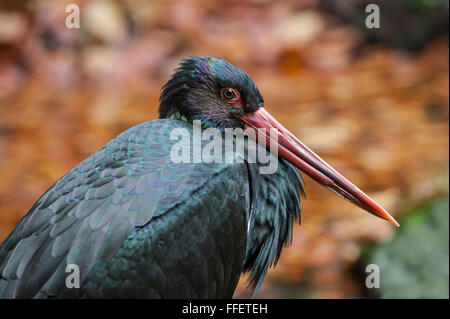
xmin=0 ymin=56 xmax=397 ymax=298
xmin=0 ymin=119 xmax=301 ymax=298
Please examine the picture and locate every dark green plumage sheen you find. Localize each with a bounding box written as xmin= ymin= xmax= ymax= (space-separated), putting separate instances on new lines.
xmin=0 ymin=56 xmax=304 ymax=298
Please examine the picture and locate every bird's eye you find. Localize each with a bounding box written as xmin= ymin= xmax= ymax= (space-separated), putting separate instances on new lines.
xmin=223 ymin=89 xmax=236 ymax=99
xmin=220 ymin=87 xmax=243 ymax=108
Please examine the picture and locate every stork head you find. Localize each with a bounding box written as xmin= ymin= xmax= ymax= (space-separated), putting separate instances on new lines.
xmin=159 ymin=56 xmax=263 ymax=129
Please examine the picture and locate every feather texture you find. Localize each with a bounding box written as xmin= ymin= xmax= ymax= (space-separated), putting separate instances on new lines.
xmin=0 ymin=119 xmax=250 ymax=298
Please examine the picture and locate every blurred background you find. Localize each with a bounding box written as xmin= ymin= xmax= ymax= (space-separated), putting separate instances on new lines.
xmin=0 ymin=0 xmax=448 ymax=298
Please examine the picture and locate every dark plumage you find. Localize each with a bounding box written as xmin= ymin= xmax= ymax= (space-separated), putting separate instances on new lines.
xmin=0 ymin=56 xmax=303 ymax=298
xmin=0 ymin=55 xmax=398 ymax=299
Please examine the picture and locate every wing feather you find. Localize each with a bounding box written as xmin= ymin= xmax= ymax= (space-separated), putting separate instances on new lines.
xmin=0 ymin=119 xmax=245 ymax=298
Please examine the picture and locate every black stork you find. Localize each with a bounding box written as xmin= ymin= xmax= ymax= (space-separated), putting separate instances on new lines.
xmin=0 ymin=56 xmax=398 ymax=298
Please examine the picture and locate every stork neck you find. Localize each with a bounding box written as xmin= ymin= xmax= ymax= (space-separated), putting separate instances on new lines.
xmin=168 ymin=112 xmax=223 ymax=131
xmin=168 ymin=112 xmax=189 ymax=123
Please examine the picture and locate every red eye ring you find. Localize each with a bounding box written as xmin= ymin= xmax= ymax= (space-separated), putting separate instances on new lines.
xmin=220 ymin=87 xmax=243 ymax=108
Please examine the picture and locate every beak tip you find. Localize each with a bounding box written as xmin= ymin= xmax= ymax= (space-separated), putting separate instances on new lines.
xmin=384 ymin=212 xmax=400 ymax=227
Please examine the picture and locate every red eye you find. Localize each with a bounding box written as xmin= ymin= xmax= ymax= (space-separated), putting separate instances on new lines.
xmin=220 ymin=87 xmax=243 ymax=108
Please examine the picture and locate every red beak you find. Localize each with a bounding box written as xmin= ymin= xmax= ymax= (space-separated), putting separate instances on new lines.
xmin=237 ymin=108 xmax=399 ymax=227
